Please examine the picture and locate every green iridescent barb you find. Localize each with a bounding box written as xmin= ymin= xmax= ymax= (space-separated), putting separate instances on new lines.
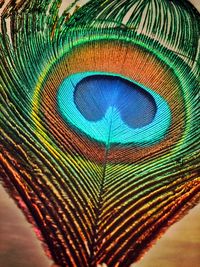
xmin=0 ymin=0 xmax=200 ymax=266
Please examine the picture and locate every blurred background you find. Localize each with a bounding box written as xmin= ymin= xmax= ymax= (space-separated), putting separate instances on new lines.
xmin=0 ymin=0 xmax=199 ymax=266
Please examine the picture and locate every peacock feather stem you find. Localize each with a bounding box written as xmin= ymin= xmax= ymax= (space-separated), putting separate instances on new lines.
xmin=0 ymin=0 xmax=200 ymax=266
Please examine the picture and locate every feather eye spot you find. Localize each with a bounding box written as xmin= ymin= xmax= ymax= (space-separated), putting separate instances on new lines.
xmin=57 ymin=72 xmax=171 ymax=145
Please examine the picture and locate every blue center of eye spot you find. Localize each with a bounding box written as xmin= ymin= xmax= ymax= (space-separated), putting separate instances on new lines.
xmin=57 ymin=72 xmax=171 ymax=145
xmin=74 ymin=75 xmax=157 ymax=128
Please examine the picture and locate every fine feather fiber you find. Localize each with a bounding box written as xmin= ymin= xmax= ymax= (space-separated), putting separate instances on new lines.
xmin=0 ymin=0 xmax=200 ymax=266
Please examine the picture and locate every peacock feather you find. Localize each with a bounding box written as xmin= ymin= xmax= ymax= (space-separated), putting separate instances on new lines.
xmin=0 ymin=0 xmax=199 ymax=266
